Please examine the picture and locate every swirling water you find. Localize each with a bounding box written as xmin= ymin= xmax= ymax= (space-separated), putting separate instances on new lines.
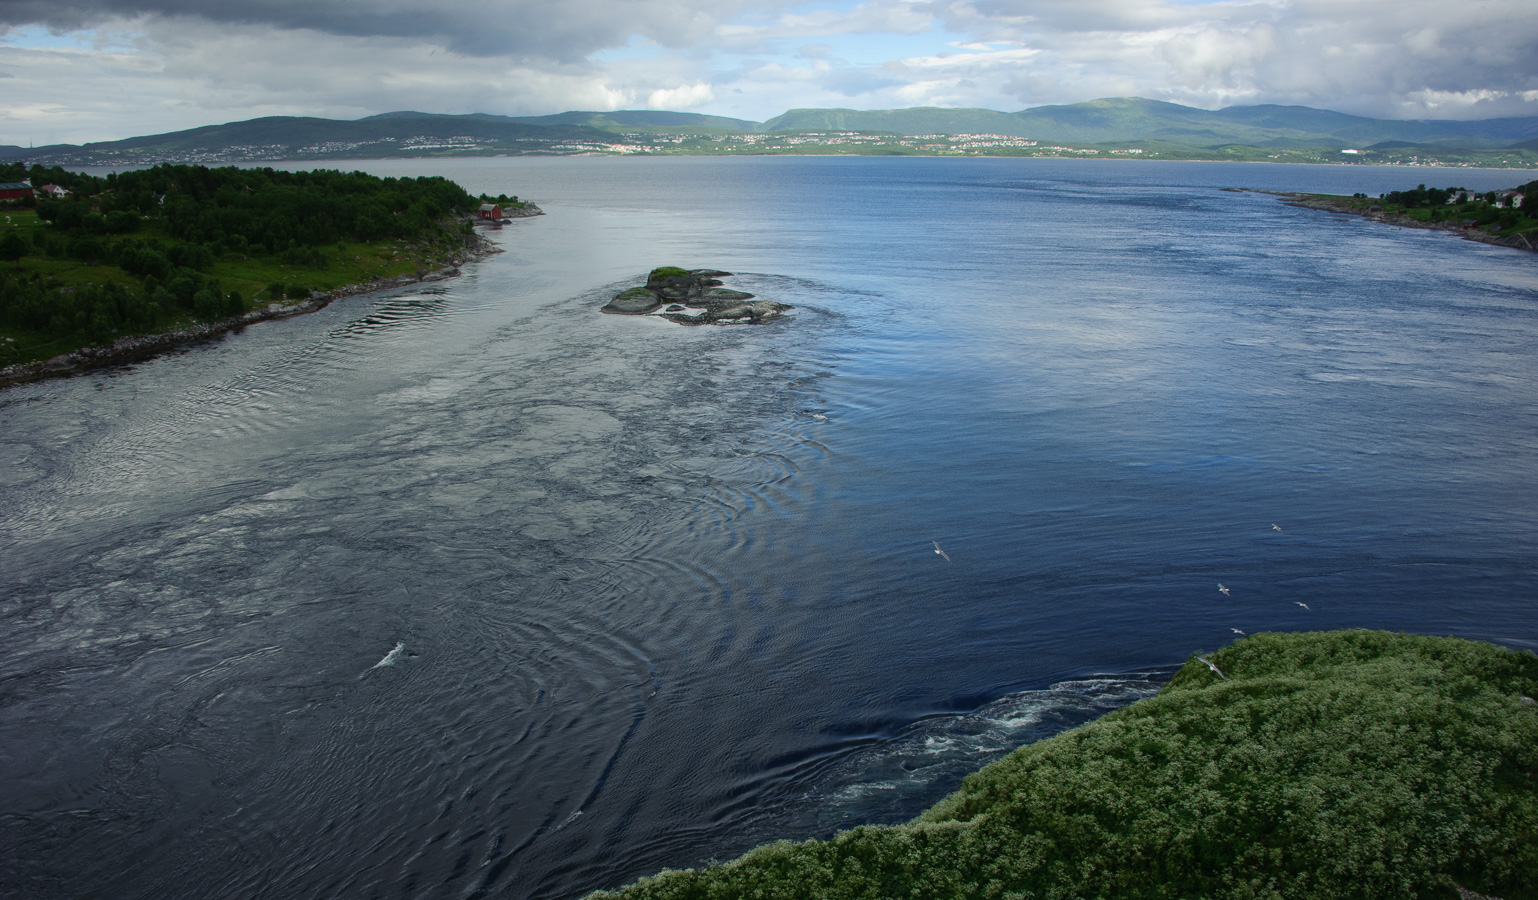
xmin=2 ymin=158 xmax=1537 ymax=899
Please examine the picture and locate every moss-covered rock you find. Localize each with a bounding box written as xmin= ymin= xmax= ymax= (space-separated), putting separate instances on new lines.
xmin=602 ymin=286 xmax=661 ymax=314
xmin=588 ymin=630 xmax=1538 ymax=900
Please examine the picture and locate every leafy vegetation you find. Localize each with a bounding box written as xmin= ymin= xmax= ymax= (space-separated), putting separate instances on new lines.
xmin=480 ymin=192 xmax=528 ymax=209
xmin=648 ymin=266 xmax=693 ymax=280
xmin=589 ymin=630 xmax=1538 ymax=900
xmin=1326 ymin=181 xmax=1537 ymax=237
xmin=0 ymin=162 xmax=487 ymax=367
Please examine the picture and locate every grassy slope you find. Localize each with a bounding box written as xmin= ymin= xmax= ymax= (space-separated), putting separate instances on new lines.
xmin=590 ymin=631 xmax=1538 ymax=900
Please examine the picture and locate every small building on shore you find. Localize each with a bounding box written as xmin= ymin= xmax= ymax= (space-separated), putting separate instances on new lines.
xmin=477 ymin=203 xmax=504 ymax=221
xmin=0 ymin=180 xmax=33 ymax=202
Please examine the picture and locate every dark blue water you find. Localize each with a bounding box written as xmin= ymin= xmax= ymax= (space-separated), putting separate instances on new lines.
xmin=3 ymin=158 xmax=1537 ymax=899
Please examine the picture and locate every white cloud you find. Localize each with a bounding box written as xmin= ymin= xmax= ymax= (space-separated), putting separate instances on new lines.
xmin=898 ymin=45 xmax=1038 ymax=68
xmin=929 ymin=0 xmax=1538 ymax=117
xmin=717 ymin=0 xmax=934 ymax=46
xmin=648 ymin=82 xmax=716 ymax=109
xmin=1 ymin=0 xmax=1536 ymax=145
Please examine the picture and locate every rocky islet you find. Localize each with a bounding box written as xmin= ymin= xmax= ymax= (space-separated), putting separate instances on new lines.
xmin=603 ymin=267 xmax=791 ymax=325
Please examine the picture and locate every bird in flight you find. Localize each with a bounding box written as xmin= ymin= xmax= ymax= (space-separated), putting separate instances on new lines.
xmin=1196 ymin=655 xmax=1228 ymax=681
xmin=1218 ymin=583 xmax=1230 ymax=596
xmin=1272 ymin=523 xmax=1283 ymax=533
xmin=932 ymin=541 xmax=951 ymax=562
xmin=1231 ymin=628 xmax=1245 ymax=635
xmin=1295 ymin=601 xmax=1310 ymax=610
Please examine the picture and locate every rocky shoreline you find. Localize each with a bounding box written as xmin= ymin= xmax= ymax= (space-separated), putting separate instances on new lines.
xmin=0 ymin=228 xmax=505 ymax=388
xmin=1242 ymin=189 xmax=1537 ymax=254
xmin=602 ymin=267 xmax=791 ymax=325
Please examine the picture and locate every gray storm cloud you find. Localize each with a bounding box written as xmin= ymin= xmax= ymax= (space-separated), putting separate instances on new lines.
xmin=0 ymin=0 xmax=758 ymax=60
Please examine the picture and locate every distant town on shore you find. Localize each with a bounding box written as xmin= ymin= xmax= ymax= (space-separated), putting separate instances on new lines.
xmin=5 ymin=97 xmax=1537 ymax=169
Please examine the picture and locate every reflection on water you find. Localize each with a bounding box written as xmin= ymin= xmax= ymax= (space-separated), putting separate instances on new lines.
xmin=2 ymin=158 xmax=1538 ymax=899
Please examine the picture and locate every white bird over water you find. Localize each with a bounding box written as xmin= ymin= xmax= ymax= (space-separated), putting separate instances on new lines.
xmin=1231 ymin=628 xmax=1246 ymax=635
xmin=932 ymin=540 xmax=951 ymax=562
xmin=1272 ymin=523 xmax=1283 ymax=533
xmin=1218 ymin=583 xmax=1230 ymax=596
xmin=1196 ymin=655 xmax=1228 ymax=681
xmin=1295 ymin=601 xmax=1311 ymax=610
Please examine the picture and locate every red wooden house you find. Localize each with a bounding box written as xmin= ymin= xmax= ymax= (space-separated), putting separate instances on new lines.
xmin=0 ymin=180 xmax=33 ymax=202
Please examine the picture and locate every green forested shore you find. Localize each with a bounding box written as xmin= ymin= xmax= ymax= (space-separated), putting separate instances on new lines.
xmin=1349 ymin=180 xmax=1536 ymax=235
xmin=591 ymin=630 xmax=1537 ymax=900
xmin=0 ymin=163 xmax=503 ymax=369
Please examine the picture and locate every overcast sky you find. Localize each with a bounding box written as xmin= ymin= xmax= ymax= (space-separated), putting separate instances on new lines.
xmin=2 ymin=0 xmax=1536 ymax=145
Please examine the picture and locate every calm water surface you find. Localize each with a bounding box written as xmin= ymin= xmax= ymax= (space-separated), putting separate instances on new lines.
xmin=3 ymin=158 xmax=1537 ymax=898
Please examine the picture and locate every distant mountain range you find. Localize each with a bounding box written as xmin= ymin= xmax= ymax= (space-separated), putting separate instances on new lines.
xmin=5 ymin=97 xmax=1537 ymax=166
xmin=762 ymin=98 xmax=1538 ymax=148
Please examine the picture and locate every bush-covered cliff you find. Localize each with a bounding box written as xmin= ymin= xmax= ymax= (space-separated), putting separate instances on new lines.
xmin=590 ymin=630 xmax=1538 ymax=900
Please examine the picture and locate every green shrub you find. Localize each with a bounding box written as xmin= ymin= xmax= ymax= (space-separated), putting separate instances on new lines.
xmin=590 ymin=631 xmax=1538 ymax=900
xmin=0 ymin=230 xmax=27 ymax=262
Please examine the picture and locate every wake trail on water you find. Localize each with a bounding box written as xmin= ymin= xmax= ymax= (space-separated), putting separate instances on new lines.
xmin=370 ymin=641 xmax=406 ymax=671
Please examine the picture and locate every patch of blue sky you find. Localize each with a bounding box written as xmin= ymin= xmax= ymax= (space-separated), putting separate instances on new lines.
xmin=589 ymin=39 xmax=665 ymax=63
xmin=1 ymin=25 xmax=96 ymax=49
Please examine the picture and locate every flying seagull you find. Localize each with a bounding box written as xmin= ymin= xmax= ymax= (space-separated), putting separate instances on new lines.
xmin=1272 ymin=524 xmax=1283 ymax=533
xmin=1196 ymin=655 xmax=1228 ymax=681
xmin=1218 ymin=583 xmax=1230 ymax=596
xmin=1231 ymin=628 xmax=1246 ymax=635
xmin=932 ymin=541 xmax=951 ymax=562
xmin=1295 ymin=601 xmax=1311 ymax=610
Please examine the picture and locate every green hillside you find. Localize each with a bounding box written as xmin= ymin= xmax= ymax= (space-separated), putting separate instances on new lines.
xmin=88 ymin=114 xmax=605 ymax=156
xmin=761 ymin=98 xmax=1536 ymax=148
xmin=589 ymin=630 xmax=1538 ymax=900
xmin=501 ymin=110 xmax=764 ymax=134
xmin=763 ymin=106 xmax=1033 ymax=135
xmin=1008 ymin=98 xmax=1521 ymax=148
xmin=5 ymin=98 xmax=1536 ymax=166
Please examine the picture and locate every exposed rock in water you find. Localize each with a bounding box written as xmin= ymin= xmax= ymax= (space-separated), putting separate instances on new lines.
xmin=605 ymin=287 xmax=664 ymax=314
xmin=601 ymin=267 xmax=791 ymax=325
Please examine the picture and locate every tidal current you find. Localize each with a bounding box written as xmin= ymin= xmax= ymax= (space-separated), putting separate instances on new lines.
xmin=3 ymin=158 xmax=1537 ymax=898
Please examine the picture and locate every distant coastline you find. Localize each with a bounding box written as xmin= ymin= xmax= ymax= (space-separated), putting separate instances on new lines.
xmin=6 ymin=98 xmax=1536 ymax=169
xmin=1238 ymin=189 xmax=1538 ymax=254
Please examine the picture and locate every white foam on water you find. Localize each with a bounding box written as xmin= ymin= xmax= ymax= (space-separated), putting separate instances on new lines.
xmin=799 ymin=672 xmax=1169 ymax=829
xmin=370 ymin=641 xmax=406 ymax=670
